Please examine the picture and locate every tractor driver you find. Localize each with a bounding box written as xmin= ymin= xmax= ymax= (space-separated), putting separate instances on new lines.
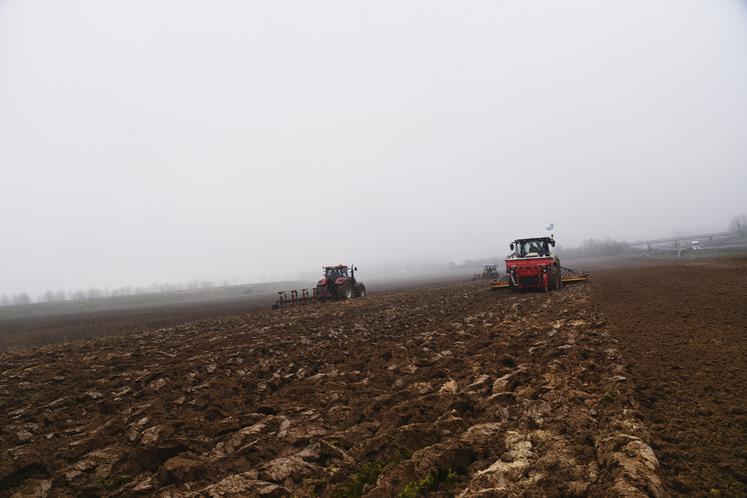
xmin=538 ymin=240 xmax=550 ymax=257
xmin=326 ymin=266 xmax=347 ymax=280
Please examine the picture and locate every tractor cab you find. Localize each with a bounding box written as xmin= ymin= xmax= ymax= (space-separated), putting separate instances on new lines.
xmin=510 ymin=237 xmax=555 ymax=259
xmin=324 ymin=265 xmax=350 ymax=280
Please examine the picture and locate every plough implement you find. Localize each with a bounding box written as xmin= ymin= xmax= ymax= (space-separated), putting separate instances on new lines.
xmin=272 ymin=289 xmax=318 ymax=309
xmin=490 ymin=236 xmax=589 ymax=291
xmin=558 ymin=266 xmax=590 ymax=284
xmin=491 ymin=266 xmax=589 ymax=290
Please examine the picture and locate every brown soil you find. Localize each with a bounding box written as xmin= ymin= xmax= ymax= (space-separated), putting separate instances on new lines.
xmin=0 ymin=275 xmax=469 ymax=352
xmin=1 ymin=279 xmax=661 ymax=497
xmin=0 ymin=295 xmax=278 ymax=352
xmin=591 ymin=257 xmax=747 ymax=497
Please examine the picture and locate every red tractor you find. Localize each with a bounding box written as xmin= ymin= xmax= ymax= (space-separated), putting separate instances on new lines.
xmin=316 ymin=265 xmax=366 ymax=301
xmin=504 ymin=236 xmax=562 ymax=292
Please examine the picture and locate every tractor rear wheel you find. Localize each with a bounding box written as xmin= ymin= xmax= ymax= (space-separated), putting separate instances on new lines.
xmin=337 ymin=282 xmax=353 ymax=300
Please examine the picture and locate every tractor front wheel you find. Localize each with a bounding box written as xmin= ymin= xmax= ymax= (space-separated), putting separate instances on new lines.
xmin=355 ymin=283 xmax=366 ymax=298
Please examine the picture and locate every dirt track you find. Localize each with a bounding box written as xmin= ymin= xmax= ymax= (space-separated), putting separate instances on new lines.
xmin=1 ymin=280 xmax=661 ymax=497
xmin=591 ymin=257 xmax=747 ymax=497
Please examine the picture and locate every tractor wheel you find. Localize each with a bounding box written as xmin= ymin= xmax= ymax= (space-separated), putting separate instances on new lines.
xmin=555 ymin=274 xmax=562 ymax=291
xmin=355 ymin=283 xmax=366 ymax=298
xmin=337 ymin=282 xmax=353 ymax=300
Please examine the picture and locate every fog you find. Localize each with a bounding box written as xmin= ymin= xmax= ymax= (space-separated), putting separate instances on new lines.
xmin=1 ymin=0 xmax=746 ymax=296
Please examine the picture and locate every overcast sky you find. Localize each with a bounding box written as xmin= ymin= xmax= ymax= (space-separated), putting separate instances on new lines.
xmin=1 ymin=0 xmax=746 ymax=295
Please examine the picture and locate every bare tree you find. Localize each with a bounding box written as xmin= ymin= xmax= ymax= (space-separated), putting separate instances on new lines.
xmin=86 ymin=288 xmax=104 ymax=300
xmin=114 ymin=286 xmax=133 ymax=296
xmin=71 ymin=290 xmax=87 ymax=301
xmin=729 ymin=214 xmax=747 ymax=235
xmin=12 ymin=293 xmax=31 ymax=305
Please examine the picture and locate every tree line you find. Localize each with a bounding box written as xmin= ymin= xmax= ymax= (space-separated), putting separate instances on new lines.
xmin=555 ymin=238 xmax=636 ymax=259
xmin=4 ymin=215 xmax=744 ymax=307
xmin=0 ymin=279 xmax=233 ymax=307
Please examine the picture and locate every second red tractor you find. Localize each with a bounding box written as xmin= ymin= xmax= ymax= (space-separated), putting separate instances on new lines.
xmin=315 ymin=265 xmax=366 ymax=301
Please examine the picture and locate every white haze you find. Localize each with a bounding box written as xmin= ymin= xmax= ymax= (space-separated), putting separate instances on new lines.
xmin=1 ymin=1 xmax=746 ymax=295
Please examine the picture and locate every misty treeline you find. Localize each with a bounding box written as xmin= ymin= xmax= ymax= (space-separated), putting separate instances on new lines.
xmin=3 ymin=215 xmax=744 ymax=308
xmin=0 ymin=279 xmax=232 ymax=307
xmin=555 ymin=238 xmax=636 ymax=259
xmin=730 ymin=214 xmax=747 ymax=235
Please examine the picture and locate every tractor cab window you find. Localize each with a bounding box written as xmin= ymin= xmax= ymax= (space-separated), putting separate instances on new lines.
xmin=517 ymin=240 xmax=550 ymax=257
xmin=517 ymin=241 xmax=533 ymax=257
xmin=325 ymin=267 xmax=348 ymax=279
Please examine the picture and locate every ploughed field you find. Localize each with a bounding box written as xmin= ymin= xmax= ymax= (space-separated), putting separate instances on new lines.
xmin=591 ymin=257 xmax=747 ymax=497
xmin=1 ymin=257 xmax=744 ymax=497
xmin=1 ymin=280 xmax=662 ymax=497
xmin=0 ymin=276 xmax=467 ymax=352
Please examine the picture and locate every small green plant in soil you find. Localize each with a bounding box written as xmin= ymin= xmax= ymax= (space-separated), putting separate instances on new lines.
xmin=397 ymin=468 xmax=459 ymax=498
xmin=333 ymin=461 xmax=388 ymax=498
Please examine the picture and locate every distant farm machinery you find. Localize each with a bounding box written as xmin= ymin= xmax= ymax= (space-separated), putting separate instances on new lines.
xmin=272 ymin=265 xmax=366 ymax=310
xmin=473 ymin=264 xmax=500 ymax=280
xmin=489 ymin=236 xmax=589 ymax=292
xmin=269 ymin=235 xmax=590 ymax=311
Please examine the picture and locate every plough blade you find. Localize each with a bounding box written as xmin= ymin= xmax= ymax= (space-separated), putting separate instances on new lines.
xmin=491 ymin=279 xmax=510 ymax=290
xmin=559 ymin=266 xmax=589 ymax=284
xmin=561 ymin=275 xmax=588 ymax=283
xmin=272 ymin=288 xmax=317 ymax=310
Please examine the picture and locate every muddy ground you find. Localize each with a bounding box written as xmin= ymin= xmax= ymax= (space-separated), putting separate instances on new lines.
xmin=0 ymin=275 xmax=470 ymax=352
xmin=1 ymin=257 xmax=744 ymax=497
xmin=591 ymin=257 xmax=747 ymax=497
xmin=1 ymin=278 xmax=662 ymax=497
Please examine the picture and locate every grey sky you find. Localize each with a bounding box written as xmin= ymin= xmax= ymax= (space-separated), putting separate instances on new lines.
xmin=1 ymin=1 xmax=746 ymax=296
